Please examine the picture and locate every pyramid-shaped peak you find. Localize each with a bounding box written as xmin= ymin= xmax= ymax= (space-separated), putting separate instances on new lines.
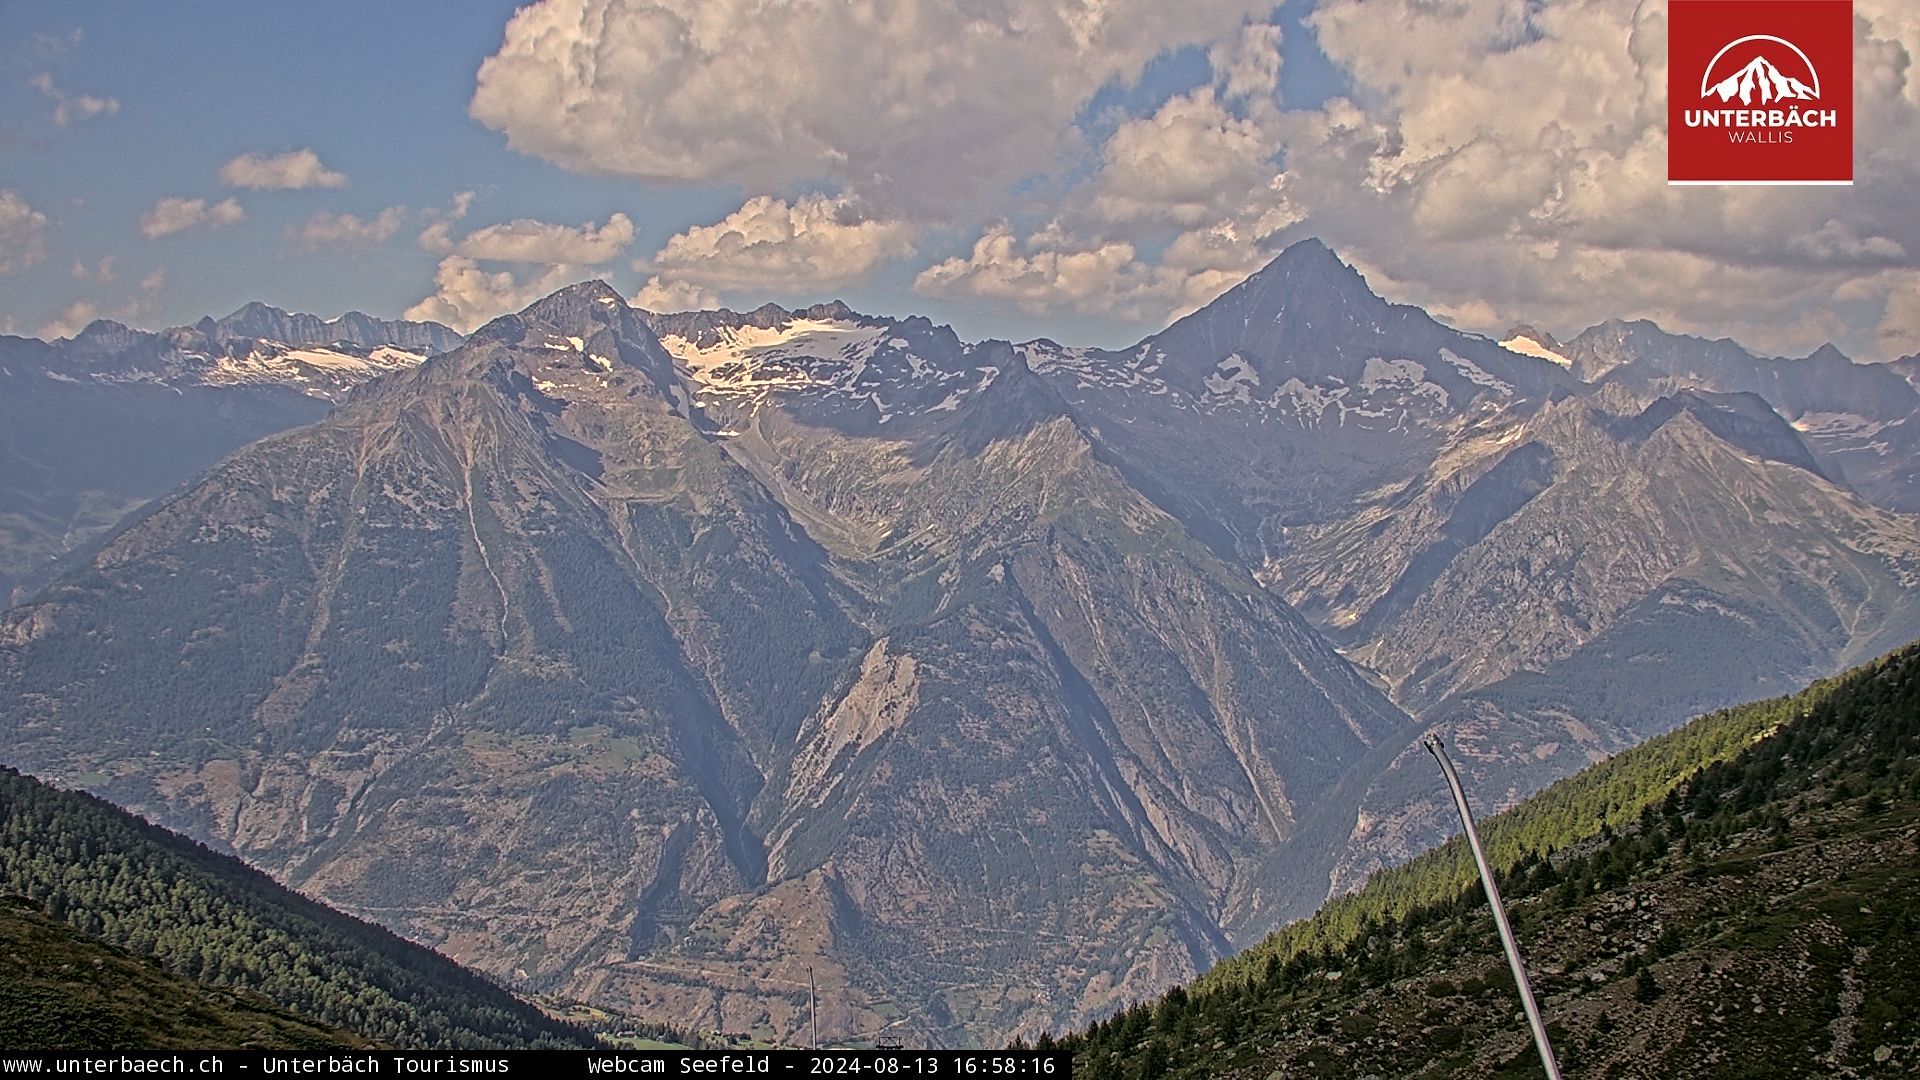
xmin=1157 ymin=237 xmax=1383 ymax=339
xmin=224 ymin=300 xmax=288 ymax=321
xmin=1259 ymin=236 xmax=1349 ymax=273
xmin=531 ymin=279 xmax=624 ymax=308
xmin=510 ymin=280 xmax=633 ymax=331
xmin=1234 ymin=238 xmax=1379 ymax=303
xmin=1802 ymin=343 xmax=1851 ymax=365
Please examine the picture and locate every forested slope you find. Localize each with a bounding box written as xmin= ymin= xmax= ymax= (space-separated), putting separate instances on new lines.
xmin=1061 ymin=642 xmax=1920 ymax=1077
xmin=0 ymin=895 xmax=361 ymax=1050
xmin=0 ymin=767 xmax=593 ymax=1049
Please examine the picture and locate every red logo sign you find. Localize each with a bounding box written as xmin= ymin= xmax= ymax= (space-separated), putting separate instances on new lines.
xmin=1668 ymin=0 xmax=1853 ymax=185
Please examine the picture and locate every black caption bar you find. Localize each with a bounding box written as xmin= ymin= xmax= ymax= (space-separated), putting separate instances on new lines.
xmin=0 ymin=1051 xmax=1069 ymax=1078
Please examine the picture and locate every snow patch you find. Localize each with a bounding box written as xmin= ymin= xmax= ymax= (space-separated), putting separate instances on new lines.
xmin=1440 ymin=348 xmax=1513 ymax=395
xmin=1361 ymin=357 xmax=1426 ymax=389
xmin=1792 ymin=412 xmax=1884 ymax=438
xmin=1203 ymin=353 xmax=1261 ymax=403
xmin=1500 ymin=335 xmax=1572 ymax=367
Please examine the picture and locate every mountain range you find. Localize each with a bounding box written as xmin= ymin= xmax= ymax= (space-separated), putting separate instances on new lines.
xmin=2 ymin=239 xmax=1917 ymax=1046
xmin=0 ymin=304 xmax=458 ymax=605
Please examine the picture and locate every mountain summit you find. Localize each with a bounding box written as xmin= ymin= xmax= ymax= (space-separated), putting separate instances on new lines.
xmin=0 ymin=279 xmax=1412 ymax=1046
xmin=5 ymin=252 xmax=1920 ymax=1048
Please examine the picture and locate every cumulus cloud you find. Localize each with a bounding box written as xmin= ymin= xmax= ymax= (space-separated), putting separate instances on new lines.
xmin=915 ymin=225 xmax=1153 ymax=317
xmin=1880 ymin=274 xmax=1920 ymax=357
xmin=403 ymin=256 xmax=584 ymax=333
xmin=641 ymin=195 xmax=914 ymax=298
xmin=1256 ymin=0 xmax=1920 ymax=357
xmin=71 ymin=255 xmax=116 ymax=283
xmin=38 ymin=299 xmax=99 ymax=339
xmin=631 ymin=276 xmax=721 ymax=313
xmin=293 ymin=206 xmax=407 ymax=249
xmin=915 ymin=223 xmax=1248 ymax=321
xmin=912 ymin=0 xmax=1920 ymax=357
xmin=468 ymin=0 xmax=1273 ymax=215
xmin=441 ymin=212 xmax=635 ymax=264
xmin=29 ymin=72 xmax=119 ymax=127
xmin=139 ymin=196 xmax=245 ymax=239
xmin=219 ymin=149 xmax=348 ymax=190
xmin=416 ymin=191 xmax=478 ymax=254
xmin=0 ymin=190 xmax=51 ymax=273
xmin=918 ymin=24 xmax=1294 ymax=324
xmin=1088 ymin=89 xmax=1282 ymax=230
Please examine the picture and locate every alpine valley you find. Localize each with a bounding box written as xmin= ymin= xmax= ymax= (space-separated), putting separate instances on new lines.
xmin=3 ymin=240 xmax=1918 ymax=1047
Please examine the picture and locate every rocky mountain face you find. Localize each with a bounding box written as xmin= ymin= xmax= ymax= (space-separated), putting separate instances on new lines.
xmin=203 ymin=301 xmax=464 ymax=355
xmin=1273 ymin=383 xmax=1920 ymax=903
xmin=2 ymin=242 xmax=1918 ymax=1046
xmin=0 ymin=280 xmax=1409 ymax=1047
xmin=1538 ymin=319 xmax=1920 ymax=513
xmin=0 ymin=307 xmax=459 ymax=604
xmin=1893 ymin=353 xmax=1920 ymax=391
xmin=1022 ymin=239 xmax=1573 ymax=567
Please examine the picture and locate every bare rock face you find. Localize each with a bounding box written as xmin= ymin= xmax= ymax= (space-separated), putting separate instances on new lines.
xmin=6 ymin=248 xmax=1920 ymax=1047
xmin=0 ymin=306 xmax=461 ymax=605
xmin=0 ymin=279 xmax=1409 ymax=1047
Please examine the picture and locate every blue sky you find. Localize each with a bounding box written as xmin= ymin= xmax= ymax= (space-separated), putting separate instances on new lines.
xmin=1 ymin=2 xmax=743 ymax=334
xmin=2 ymin=1 xmax=1917 ymax=360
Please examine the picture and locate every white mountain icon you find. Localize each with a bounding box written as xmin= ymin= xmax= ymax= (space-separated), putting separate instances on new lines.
xmin=1706 ymin=54 xmax=1818 ymax=105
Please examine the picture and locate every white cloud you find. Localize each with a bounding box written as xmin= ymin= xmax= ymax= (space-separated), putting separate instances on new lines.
xmin=915 ymin=224 xmax=1149 ymax=316
xmin=1251 ymin=0 xmax=1920 ymax=357
xmin=915 ymin=223 xmax=1246 ymax=321
xmin=468 ymin=0 xmax=1273 ymax=215
xmin=29 ymin=72 xmax=119 ymax=127
xmin=631 ymin=276 xmax=720 ymax=313
xmin=445 ymin=212 xmax=634 ymax=264
xmin=916 ymin=27 xmax=1293 ymax=325
xmin=219 ymin=149 xmax=349 ymax=190
xmin=1088 ymin=89 xmax=1282 ymax=230
xmin=293 ymin=206 xmax=407 ymax=248
xmin=416 ymin=191 xmax=478 ymax=254
xmin=642 ymin=194 xmax=914 ymax=298
xmin=403 ymin=256 xmax=584 ymax=333
xmin=910 ymin=0 xmax=1920 ymax=357
xmin=71 ymin=255 xmax=117 ymax=283
xmin=139 ymin=196 xmax=245 ymax=239
xmin=38 ymin=299 xmax=98 ymax=339
xmin=0 ymin=190 xmax=51 ymax=273
xmin=1209 ymin=23 xmax=1284 ymax=111
xmin=1880 ymin=274 xmax=1920 ymax=357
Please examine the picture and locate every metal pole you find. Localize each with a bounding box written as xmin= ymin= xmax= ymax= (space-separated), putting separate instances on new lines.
xmin=809 ymin=966 xmax=818 ymax=1050
xmin=1424 ymin=736 xmax=1563 ymax=1080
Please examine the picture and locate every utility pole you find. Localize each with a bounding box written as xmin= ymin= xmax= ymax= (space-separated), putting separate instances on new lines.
xmin=808 ymin=966 xmax=818 ymax=1050
xmin=1424 ymin=736 xmax=1563 ymax=1080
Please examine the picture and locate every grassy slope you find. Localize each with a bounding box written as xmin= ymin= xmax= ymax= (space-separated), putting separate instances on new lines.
xmin=1062 ymin=643 xmax=1920 ymax=1078
xmin=0 ymin=896 xmax=362 ymax=1050
xmin=0 ymin=767 xmax=595 ymax=1050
